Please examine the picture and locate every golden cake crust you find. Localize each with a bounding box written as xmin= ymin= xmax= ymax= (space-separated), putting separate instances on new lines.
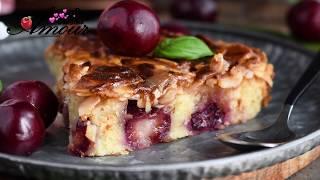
xmin=46 ymin=31 xmax=274 ymax=110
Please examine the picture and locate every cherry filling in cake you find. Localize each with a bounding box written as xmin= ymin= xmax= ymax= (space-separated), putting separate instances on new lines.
xmin=189 ymin=102 xmax=225 ymax=133
xmin=125 ymin=101 xmax=171 ymax=150
xmin=124 ymin=100 xmax=225 ymax=150
xmin=70 ymin=120 xmax=93 ymax=156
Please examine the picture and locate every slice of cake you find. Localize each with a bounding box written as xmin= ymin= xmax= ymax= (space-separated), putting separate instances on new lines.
xmin=45 ymin=31 xmax=274 ymax=157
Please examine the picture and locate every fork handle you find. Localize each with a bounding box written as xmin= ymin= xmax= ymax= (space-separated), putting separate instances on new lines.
xmin=285 ymin=51 xmax=320 ymax=105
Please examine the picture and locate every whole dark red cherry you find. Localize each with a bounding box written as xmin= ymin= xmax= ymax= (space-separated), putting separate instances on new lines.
xmin=170 ymin=0 xmax=218 ymax=22
xmin=287 ymin=0 xmax=320 ymax=41
xmin=97 ymin=0 xmax=160 ymax=56
xmin=161 ymin=23 xmax=190 ymax=34
xmin=0 ymin=99 xmax=45 ymax=156
xmin=0 ymin=81 xmax=59 ymax=128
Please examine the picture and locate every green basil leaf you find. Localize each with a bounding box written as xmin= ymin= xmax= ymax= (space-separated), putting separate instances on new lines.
xmin=0 ymin=80 xmax=2 ymax=93
xmin=154 ymin=36 xmax=214 ymax=60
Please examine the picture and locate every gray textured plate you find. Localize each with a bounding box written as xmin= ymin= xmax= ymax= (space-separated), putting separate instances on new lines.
xmin=0 ymin=22 xmax=319 ymax=180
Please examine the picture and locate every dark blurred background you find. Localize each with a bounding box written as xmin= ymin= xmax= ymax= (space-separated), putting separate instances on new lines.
xmin=0 ymin=0 xmax=292 ymax=32
xmin=0 ymin=0 xmax=319 ymax=50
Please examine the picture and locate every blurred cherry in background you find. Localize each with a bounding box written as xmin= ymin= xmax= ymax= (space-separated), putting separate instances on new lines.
xmin=170 ymin=0 xmax=218 ymax=22
xmin=287 ymin=0 xmax=320 ymax=41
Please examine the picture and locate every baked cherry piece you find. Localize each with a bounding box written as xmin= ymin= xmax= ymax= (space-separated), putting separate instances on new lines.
xmin=287 ymin=0 xmax=320 ymax=41
xmin=0 ymin=81 xmax=59 ymax=128
xmin=97 ymin=0 xmax=160 ymax=56
xmin=0 ymin=99 xmax=45 ymax=156
xmin=170 ymin=0 xmax=218 ymax=22
xmin=125 ymin=101 xmax=171 ymax=150
xmin=189 ymin=102 xmax=224 ymax=132
xmin=161 ymin=23 xmax=190 ymax=34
